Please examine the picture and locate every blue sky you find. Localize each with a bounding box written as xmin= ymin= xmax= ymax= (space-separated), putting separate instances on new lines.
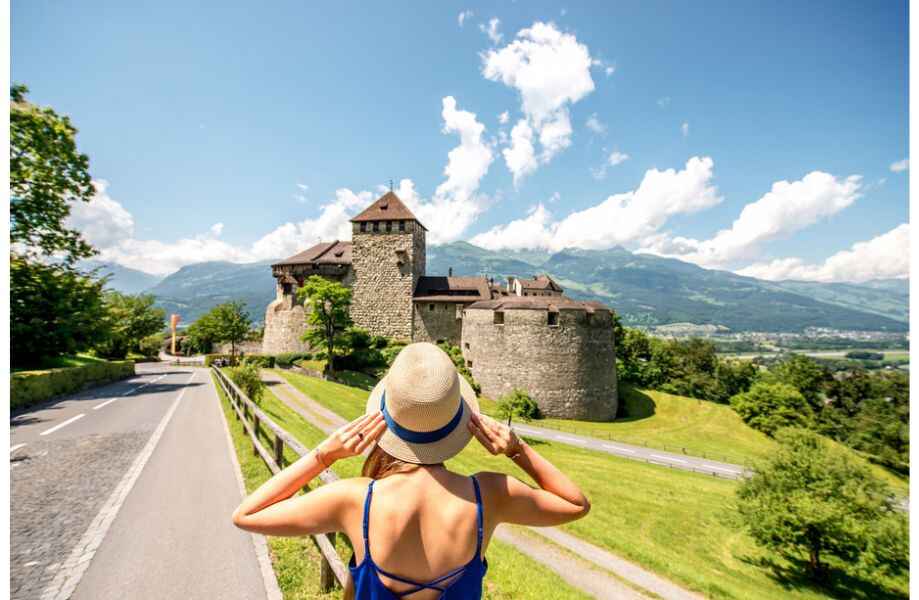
xmin=12 ymin=1 xmax=909 ymax=279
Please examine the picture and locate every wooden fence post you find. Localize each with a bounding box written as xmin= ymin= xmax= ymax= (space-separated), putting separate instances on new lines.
xmin=253 ymin=415 xmax=261 ymax=456
xmin=320 ymin=532 xmax=337 ymax=592
xmin=274 ymin=434 xmax=284 ymax=469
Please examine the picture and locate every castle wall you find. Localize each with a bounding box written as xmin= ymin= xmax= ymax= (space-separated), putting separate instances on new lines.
xmin=350 ymin=222 xmax=425 ymax=341
xmin=412 ymin=302 xmax=463 ymax=346
xmin=261 ymin=300 xmax=310 ymax=355
xmin=461 ymin=308 xmax=618 ymax=421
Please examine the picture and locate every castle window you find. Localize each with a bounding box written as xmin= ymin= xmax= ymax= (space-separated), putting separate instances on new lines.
xmin=372 ymin=221 xmax=379 ymax=232
xmin=466 ymin=360 xmax=473 ymax=368
xmin=386 ymin=221 xmax=392 ymax=232
xmin=399 ymin=220 xmax=406 ymax=232
xmin=360 ymin=222 xmax=366 ymax=233
xmin=493 ymin=311 xmax=504 ymax=325
xmin=282 ymin=283 xmax=292 ymax=295
xmin=464 ymin=342 xmax=470 ymax=349
xmin=429 ymin=304 xmax=435 ymax=311
xmin=548 ymin=311 xmax=559 ymax=327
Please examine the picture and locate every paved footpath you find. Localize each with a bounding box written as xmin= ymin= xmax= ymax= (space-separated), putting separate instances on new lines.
xmin=10 ymin=363 xmax=278 ymax=600
xmin=264 ymin=369 xmax=704 ymax=600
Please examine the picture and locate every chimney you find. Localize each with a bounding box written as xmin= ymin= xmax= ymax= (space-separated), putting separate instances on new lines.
xmin=448 ymin=267 xmax=453 ymax=277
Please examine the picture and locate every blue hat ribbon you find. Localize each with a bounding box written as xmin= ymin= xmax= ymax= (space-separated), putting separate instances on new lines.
xmin=380 ymin=390 xmax=464 ymax=444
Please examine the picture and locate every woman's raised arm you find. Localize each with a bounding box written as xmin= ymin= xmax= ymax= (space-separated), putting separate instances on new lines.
xmin=469 ymin=413 xmax=590 ymax=527
xmin=231 ymin=412 xmax=385 ymax=536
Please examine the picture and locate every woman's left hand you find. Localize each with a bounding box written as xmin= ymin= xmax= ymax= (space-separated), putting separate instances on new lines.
xmin=317 ymin=411 xmax=387 ymax=464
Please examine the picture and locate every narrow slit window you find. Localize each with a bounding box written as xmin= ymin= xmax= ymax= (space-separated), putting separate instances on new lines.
xmin=399 ymin=220 xmax=406 ymax=232
xmin=386 ymin=221 xmax=392 ymax=232
xmin=494 ymin=311 xmax=505 ymax=325
xmin=372 ymin=221 xmax=379 ymax=232
xmin=548 ymin=312 xmax=559 ymax=326
xmin=360 ymin=222 xmax=367 ymax=233
xmin=429 ymin=304 xmax=435 ymax=311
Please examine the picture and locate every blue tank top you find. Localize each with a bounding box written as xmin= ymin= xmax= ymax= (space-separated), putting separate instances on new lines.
xmin=348 ymin=476 xmax=488 ymax=599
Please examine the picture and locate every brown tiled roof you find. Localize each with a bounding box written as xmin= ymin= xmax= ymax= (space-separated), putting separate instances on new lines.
xmin=350 ymin=192 xmax=425 ymax=229
xmin=516 ymin=274 xmax=563 ymax=292
xmin=466 ymin=295 xmax=610 ymax=313
xmin=272 ymin=240 xmax=353 ymax=267
xmin=413 ymin=276 xmax=491 ymax=303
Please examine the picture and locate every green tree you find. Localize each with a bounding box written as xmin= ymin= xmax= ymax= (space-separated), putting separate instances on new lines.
xmin=737 ymin=428 xmax=907 ymax=583
xmin=208 ymin=302 xmax=252 ymax=361
xmin=95 ymin=292 xmax=166 ymax=359
xmin=770 ymin=354 xmax=832 ymax=411
xmin=298 ymin=276 xmax=352 ymax=380
xmin=10 ymin=256 xmax=108 ymax=367
xmin=730 ymin=382 xmax=813 ymax=436
xmin=184 ymin=313 xmax=218 ymax=355
xmin=495 ymin=389 xmax=540 ymax=422
xmin=10 ymin=84 xmax=94 ymax=263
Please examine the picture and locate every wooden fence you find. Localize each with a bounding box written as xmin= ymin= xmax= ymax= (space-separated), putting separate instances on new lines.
xmin=212 ymin=366 xmax=349 ymax=592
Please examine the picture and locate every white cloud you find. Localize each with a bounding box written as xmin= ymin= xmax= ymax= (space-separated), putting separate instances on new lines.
xmin=458 ymin=10 xmax=473 ymax=27
xmin=433 ymin=97 xmax=494 ymax=211
xmin=681 ymin=122 xmax=689 ymax=137
xmin=482 ymin=21 xmax=595 ymax=181
xmin=498 ymin=110 xmax=509 ymax=124
xmin=471 ymin=203 xmax=557 ymax=250
xmin=209 ymin=222 xmax=224 ymax=237
xmin=639 ymin=171 xmax=863 ymax=268
xmin=474 ymin=156 xmax=720 ymax=251
xmin=890 ymin=158 xmax=909 ymax=172
xmin=479 ymin=18 xmax=503 ymax=45
xmin=585 ymin=113 xmax=606 ymax=135
xmin=608 ymin=151 xmax=629 ymax=166
xmin=736 ymin=224 xmax=909 ymax=283
xmin=66 ymin=180 xmax=135 ymax=249
xmin=503 ymin=119 xmax=538 ymax=185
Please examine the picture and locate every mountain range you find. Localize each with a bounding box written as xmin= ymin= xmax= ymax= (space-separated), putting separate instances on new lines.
xmin=97 ymin=243 xmax=908 ymax=333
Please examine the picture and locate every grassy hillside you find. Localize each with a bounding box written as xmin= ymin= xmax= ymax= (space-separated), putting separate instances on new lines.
xmin=490 ymin=386 xmax=776 ymax=466
xmin=273 ymin=370 xmax=908 ymax=599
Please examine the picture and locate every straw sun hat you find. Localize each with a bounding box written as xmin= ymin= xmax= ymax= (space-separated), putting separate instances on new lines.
xmin=366 ymin=342 xmax=480 ymax=464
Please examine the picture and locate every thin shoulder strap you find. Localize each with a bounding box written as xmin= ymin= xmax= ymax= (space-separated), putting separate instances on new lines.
xmin=362 ymin=480 xmax=375 ymax=557
xmin=471 ymin=476 xmax=484 ymax=556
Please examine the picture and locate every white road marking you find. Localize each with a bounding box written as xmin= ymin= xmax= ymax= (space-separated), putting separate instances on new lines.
xmin=10 ymin=443 xmax=27 ymax=453
xmin=603 ymin=444 xmax=636 ymax=454
xmin=40 ymin=371 xmax=196 ymax=600
xmin=39 ymin=414 xmax=85 ymax=436
xmin=93 ymin=373 xmax=168 ymax=409
xmin=650 ymin=454 xmax=686 ymax=463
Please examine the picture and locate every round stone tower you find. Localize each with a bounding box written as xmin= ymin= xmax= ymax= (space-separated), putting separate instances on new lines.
xmin=461 ymin=297 xmax=618 ymax=421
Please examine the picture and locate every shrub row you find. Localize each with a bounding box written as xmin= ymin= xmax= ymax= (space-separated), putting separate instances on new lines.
xmin=204 ymin=353 xmax=277 ymax=368
xmin=11 ymin=360 xmax=135 ymax=410
xmin=275 ymin=352 xmax=312 ymax=368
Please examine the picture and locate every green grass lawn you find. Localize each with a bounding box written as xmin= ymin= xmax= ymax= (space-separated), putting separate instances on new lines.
xmin=214 ymin=372 xmax=591 ymax=600
xmin=275 ymin=369 xmax=909 ymax=600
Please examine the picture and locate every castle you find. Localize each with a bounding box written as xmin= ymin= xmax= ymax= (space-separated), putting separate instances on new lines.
xmin=262 ymin=192 xmax=618 ymax=420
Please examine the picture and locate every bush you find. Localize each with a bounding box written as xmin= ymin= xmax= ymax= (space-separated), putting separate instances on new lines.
xmin=730 ymin=382 xmax=813 ymax=436
xmin=334 ymin=327 xmax=389 ymax=373
xmin=227 ymin=362 xmax=265 ymax=403
xmin=241 ymin=354 xmax=275 ymax=368
xmin=275 ymin=352 xmax=312 ymax=368
xmin=11 ymin=360 xmax=135 ymax=410
xmin=495 ymin=389 xmax=541 ymax=422
xmin=138 ymin=333 xmax=166 ymax=358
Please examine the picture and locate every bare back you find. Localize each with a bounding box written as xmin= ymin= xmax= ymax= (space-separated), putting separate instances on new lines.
xmin=344 ymin=468 xmax=487 ymax=599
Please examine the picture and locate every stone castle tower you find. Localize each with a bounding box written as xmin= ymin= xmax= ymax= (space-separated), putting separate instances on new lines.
xmin=261 ymin=190 xmax=618 ymax=421
xmin=348 ymin=192 xmax=426 ymax=340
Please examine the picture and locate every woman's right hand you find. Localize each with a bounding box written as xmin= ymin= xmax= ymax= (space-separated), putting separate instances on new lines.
xmin=317 ymin=411 xmax=386 ymax=464
xmin=468 ymin=413 xmax=522 ymax=458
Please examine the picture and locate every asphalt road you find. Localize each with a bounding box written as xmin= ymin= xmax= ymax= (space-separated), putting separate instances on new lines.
xmin=512 ymin=423 xmax=748 ymax=479
xmin=10 ymin=363 xmax=275 ymax=600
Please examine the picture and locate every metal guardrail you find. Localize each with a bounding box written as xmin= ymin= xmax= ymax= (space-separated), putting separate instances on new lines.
xmin=212 ymin=366 xmax=348 ymax=592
